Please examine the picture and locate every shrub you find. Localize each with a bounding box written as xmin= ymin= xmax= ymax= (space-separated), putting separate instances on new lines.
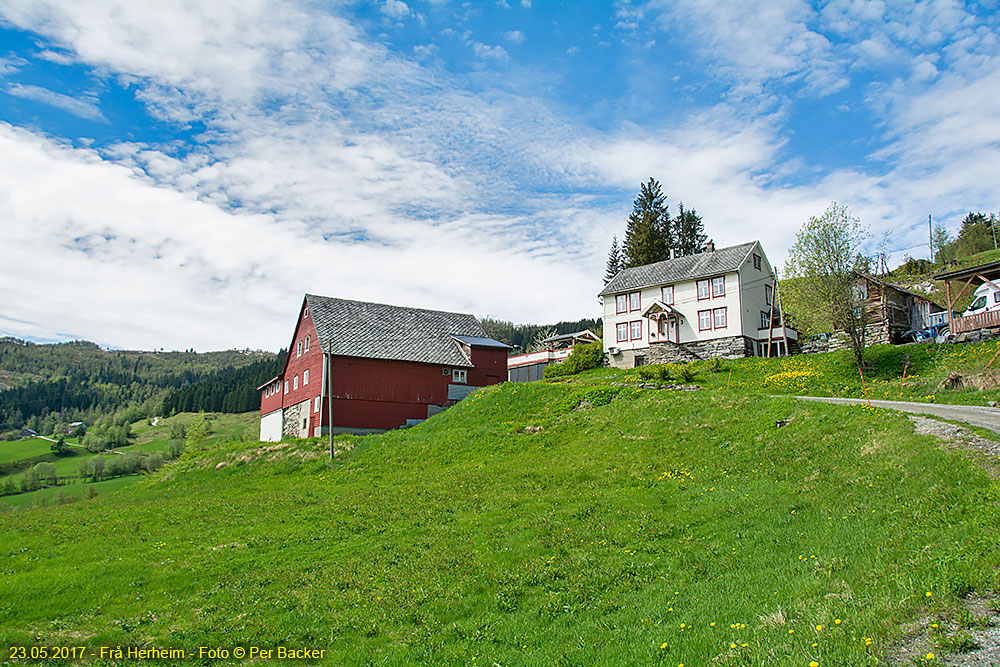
xmin=677 ymin=365 xmax=696 ymax=383
xmin=544 ymin=340 xmax=604 ymax=378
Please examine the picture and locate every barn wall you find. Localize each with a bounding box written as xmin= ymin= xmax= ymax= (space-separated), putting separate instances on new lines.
xmin=469 ymin=347 xmax=507 ymax=386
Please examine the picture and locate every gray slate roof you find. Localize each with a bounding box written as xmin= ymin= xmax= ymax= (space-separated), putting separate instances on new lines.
xmin=599 ymin=242 xmax=758 ymax=296
xmin=305 ymin=295 xmax=496 ymax=367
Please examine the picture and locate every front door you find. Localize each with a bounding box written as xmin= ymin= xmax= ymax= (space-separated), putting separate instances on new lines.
xmin=668 ymin=317 xmax=678 ymax=343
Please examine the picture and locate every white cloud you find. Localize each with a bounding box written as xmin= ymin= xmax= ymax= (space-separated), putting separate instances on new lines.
xmin=503 ymin=30 xmax=525 ymax=44
xmin=472 ymin=42 xmax=508 ymax=60
xmin=381 ymin=0 xmax=410 ymax=19
xmin=6 ymin=83 xmax=105 ymax=121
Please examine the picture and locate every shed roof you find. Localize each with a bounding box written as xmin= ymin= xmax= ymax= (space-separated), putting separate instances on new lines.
xmin=932 ymin=260 xmax=1000 ymax=283
xmin=857 ymin=273 xmax=944 ymax=309
xmin=304 ymin=295 xmax=499 ymax=367
xmin=451 ymin=334 xmax=512 ymax=349
xmin=599 ymin=242 xmax=758 ymax=296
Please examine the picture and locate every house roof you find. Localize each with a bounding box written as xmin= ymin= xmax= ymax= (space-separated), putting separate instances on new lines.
xmin=451 ymin=334 xmax=512 ymax=349
xmin=857 ymin=273 xmax=944 ymax=309
xmin=540 ymin=329 xmax=599 ymax=344
xmin=599 ymin=242 xmax=758 ymax=296
xmin=304 ymin=295 xmax=497 ymax=367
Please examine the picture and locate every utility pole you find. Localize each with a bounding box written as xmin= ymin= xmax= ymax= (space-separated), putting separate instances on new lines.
xmin=992 ymin=213 xmax=998 ymax=250
xmin=929 ymin=214 xmax=933 ymax=262
xmin=328 ymin=342 xmax=334 ymax=461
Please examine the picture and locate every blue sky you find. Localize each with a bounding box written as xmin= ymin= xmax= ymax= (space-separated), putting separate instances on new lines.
xmin=1 ymin=0 xmax=998 ymax=350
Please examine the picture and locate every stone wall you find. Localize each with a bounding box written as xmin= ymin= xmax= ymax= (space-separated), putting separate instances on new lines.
xmin=281 ymin=398 xmax=312 ymax=439
xmin=605 ymin=336 xmax=754 ymax=369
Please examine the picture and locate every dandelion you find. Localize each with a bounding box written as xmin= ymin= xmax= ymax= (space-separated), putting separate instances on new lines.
xmin=834 ymin=619 xmax=841 ymax=625
xmin=810 ymin=662 xmax=819 ymax=667
xmin=926 ymin=653 xmax=935 ymax=660
xmin=789 ymin=629 xmax=795 ymax=634
xmin=710 ymin=622 xmax=716 ymax=627
xmin=660 ymin=642 xmax=668 ymax=650
xmin=926 ymin=591 xmax=932 ymax=597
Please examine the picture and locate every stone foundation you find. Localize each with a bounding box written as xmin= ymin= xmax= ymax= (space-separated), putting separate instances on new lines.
xmin=281 ymin=398 xmax=312 ymax=439
xmin=605 ymin=336 xmax=754 ymax=369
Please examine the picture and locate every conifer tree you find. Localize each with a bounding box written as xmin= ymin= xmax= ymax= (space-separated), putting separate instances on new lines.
xmin=622 ymin=178 xmax=671 ymax=268
xmin=604 ymin=236 xmax=621 ymax=284
xmin=674 ymin=203 xmax=708 ymax=256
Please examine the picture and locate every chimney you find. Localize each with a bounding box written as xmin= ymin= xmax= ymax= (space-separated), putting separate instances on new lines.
xmin=669 ymin=248 xmax=676 ymax=260
xmin=706 ymin=240 xmax=715 ymax=252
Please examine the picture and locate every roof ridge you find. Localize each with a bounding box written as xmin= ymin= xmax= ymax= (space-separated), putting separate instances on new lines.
xmin=305 ymin=294 xmax=477 ymax=319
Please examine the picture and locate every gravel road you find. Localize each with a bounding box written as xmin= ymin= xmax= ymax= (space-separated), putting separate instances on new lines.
xmin=790 ymin=396 xmax=1000 ymax=435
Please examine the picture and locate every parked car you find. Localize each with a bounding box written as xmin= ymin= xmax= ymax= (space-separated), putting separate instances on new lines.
xmin=963 ymin=282 xmax=1000 ymax=317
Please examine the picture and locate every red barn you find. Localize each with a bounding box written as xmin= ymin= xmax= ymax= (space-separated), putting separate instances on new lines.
xmin=258 ymin=294 xmax=509 ymax=440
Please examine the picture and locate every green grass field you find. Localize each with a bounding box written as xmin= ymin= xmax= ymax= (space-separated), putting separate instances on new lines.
xmin=2 ymin=374 xmax=998 ymax=665
xmin=598 ymin=339 xmax=1000 ymax=407
xmin=0 ymin=413 xmax=257 ymax=509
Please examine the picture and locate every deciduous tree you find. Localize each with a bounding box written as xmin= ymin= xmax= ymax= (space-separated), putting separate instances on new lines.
xmin=784 ymin=202 xmax=871 ymax=366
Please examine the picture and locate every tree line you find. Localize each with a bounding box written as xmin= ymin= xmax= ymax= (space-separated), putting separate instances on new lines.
xmin=604 ymin=177 xmax=711 ymax=283
xmin=478 ymin=318 xmax=603 ymax=354
xmin=0 ymin=339 xmax=283 ymax=436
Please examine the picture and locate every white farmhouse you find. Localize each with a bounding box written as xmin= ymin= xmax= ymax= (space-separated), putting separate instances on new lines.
xmin=599 ymin=241 xmax=797 ymax=367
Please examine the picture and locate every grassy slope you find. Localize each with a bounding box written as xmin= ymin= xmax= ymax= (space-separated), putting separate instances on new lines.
xmin=610 ymin=339 xmax=1000 ymax=407
xmin=2 ymin=380 xmax=999 ymax=665
xmin=0 ymin=413 xmax=258 ymax=509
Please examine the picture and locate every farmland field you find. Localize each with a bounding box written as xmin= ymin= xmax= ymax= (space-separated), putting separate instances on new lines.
xmin=3 ymin=362 xmax=999 ymax=665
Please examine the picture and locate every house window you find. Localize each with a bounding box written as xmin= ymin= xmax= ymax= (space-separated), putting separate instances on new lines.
xmin=630 ymin=320 xmax=642 ymax=340
xmin=293 ymin=375 xmax=299 ymax=390
xmin=453 ymin=369 xmax=467 ymax=383
xmin=297 ymin=341 xmax=302 ymax=357
xmin=713 ymin=307 xmax=727 ymax=329
xmin=662 ymin=285 xmax=674 ymax=305
xmin=304 ymin=308 xmax=309 ymax=319
xmin=712 ymin=276 xmax=725 ymax=297
xmin=284 ymin=380 xmax=289 ymax=394
xmin=698 ymin=310 xmax=712 ymax=331
xmin=304 ymin=335 xmax=310 ymax=352
xmin=303 ymin=369 xmax=309 ymax=385
xmin=753 ymin=254 xmax=761 ymax=270
xmin=314 ymin=396 xmax=321 ymax=412
xmin=761 ymin=311 xmax=771 ymax=329
xmin=629 ymin=292 xmax=641 ymax=311
xmin=697 ymin=279 xmax=711 ymax=300
xmin=765 ymin=285 xmax=773 ymax=306
xmin=616 ymin=294 xmax=628 ymax=314
xmin=616 ymin=323 xmax=628 ymax=342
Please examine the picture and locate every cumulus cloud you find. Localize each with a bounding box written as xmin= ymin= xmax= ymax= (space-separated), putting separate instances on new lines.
xmin=503 ymin=30 xmax=525 ymax=44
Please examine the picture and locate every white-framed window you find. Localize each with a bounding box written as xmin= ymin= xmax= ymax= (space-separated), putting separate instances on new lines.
xmin=284 ymin=380 xmax=289 ymax=394
xmin=629 ymin=320 xmax=642 ymax=340
xmin=303 ymin=307 xmax=309 ymax=319
xmin=765 ymin=284 xmax=773 ymax=306
xmin=297 ymin=341 xmax=302 ymax=357
xmin=616 ymin=322 xmax=628 ymax=342
xmin=629 ymin=292 xmax=641 ymax=311
xmin=713 ymin=307 xmax=727 ymax=328
xmin=712 ymin=276 xmax=725 ymax=297
xmin=314 ymin=396 xmax=321 ymax=412
xmin=453 ymin=369 xmax=468 ymax=383
xmin=698 ymin=310 xmax=712 ymax=331
xmin=761 ymin=311 xmax=771 ymax=329
xmin=303 ymin=369 xmax=309 ymax=385
xmin=753 ymin=254 xmax=762 ymax=270
xmin=662 ymin=285 xmax=674 ymax=304
xmin=293 ymin=375 xmax=299 ymax=390
xmin=697 ymin=279 xmax=711 ymax=300
xmin=304 ymin=335 xmax=310 ymax=352
xmin=616 ymin=294 xmax=628 ymax=313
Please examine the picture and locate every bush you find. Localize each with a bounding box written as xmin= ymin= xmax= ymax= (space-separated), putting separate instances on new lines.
xmin=677 ymin=365 xmax=696 ymax=383
xmin=544 ymin=340 xmax=604 ymax=378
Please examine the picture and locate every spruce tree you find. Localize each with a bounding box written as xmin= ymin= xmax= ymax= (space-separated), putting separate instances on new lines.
xmin=674 ymin=203 xmax=708 ymax=256
xmin=622 ymin=178 xmax=671 ymax=268
xmin=604 ymin=236 xmax=621 ymax=284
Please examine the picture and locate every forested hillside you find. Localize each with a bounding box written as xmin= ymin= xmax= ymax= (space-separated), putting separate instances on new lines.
xmin=0 ymin=338 xmax=281 ymax=436
xmin=479 ymin=317 xmax=602 ymax=352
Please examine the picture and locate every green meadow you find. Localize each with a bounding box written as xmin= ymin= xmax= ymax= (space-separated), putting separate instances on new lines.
xmin=3 ymin=349 xmax=1000 ymax=665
